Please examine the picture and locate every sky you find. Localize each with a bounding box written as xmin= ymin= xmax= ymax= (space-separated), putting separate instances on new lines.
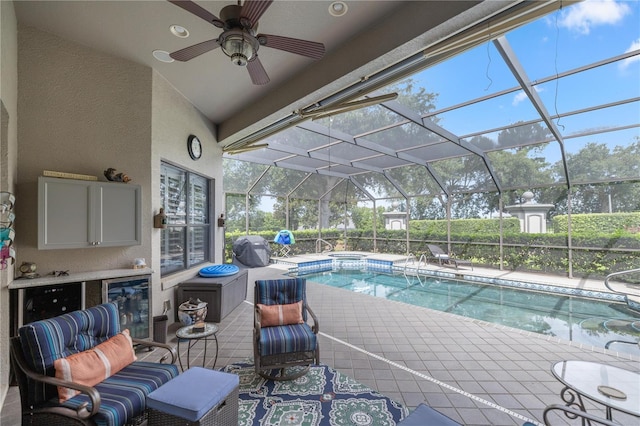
xmin=411 ymin=0 xmax=639 ymax=154
xmin=253 ymin=0 xmax=640 ymax=208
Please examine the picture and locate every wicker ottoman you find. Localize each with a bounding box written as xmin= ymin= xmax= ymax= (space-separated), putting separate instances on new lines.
xmin=147 ymin=366 xmax=239 ymax=426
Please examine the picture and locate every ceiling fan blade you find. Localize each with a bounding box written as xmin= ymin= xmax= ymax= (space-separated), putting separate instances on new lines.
xmin=170 ymin=39 xmax=221 ymax=61
xmin=167 ymin=0 xmax=223 ymax=27
xmin=258 ymin=34 xmax=325 ymax=60
xmin=240 ymin=0 xmax=273 ymax=29
xmin=247 ymin=56 xmax=270 ymax=85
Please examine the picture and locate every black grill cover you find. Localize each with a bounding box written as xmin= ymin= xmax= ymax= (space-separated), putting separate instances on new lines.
xmin=233 ymin=235 xmax=271 ymax=267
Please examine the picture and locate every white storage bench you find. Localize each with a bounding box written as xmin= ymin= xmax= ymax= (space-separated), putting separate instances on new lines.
xmin=147 ymin=367 xmax=239 ymax=426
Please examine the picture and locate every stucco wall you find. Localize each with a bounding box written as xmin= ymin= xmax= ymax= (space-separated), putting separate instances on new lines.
xmin=16 ymin=25 xmax=153 ymax=273
xmin=2 ymin=20 xmax=222 ymax=407
xmin=10 ymin=17 xmax=223 ymax=383
xmin=0 ymin=0 xmax=19 ymax=406
xmin=150 ymin=72 xmax=222 ymax=313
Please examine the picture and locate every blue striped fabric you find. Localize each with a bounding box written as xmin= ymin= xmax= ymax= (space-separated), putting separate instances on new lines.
xmin=259 ymin=323 xmax=317 ymax=356
xmin=18 ymin=302 xmax=121 ymax=406
xmin=255 ymin=278 xmax=317 ymax=357
xmin=17 ymin=302 xmax=179 ymax=426
xmin=62 ymin=361 xmax=179 ymax=426
xmin=255 ymin=278 xmax=308 ymax=321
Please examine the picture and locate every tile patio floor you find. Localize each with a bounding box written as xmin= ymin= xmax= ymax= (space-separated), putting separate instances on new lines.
xmin=2 ymin=261 xmax=639 ymax=425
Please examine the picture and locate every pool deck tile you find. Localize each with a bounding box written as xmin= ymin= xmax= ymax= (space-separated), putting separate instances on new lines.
xmin=3 ymin=261 xmax=639 ymax=426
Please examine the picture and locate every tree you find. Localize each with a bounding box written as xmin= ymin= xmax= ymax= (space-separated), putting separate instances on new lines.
xmin=547 ymin=140 xmax=640 ymax=214
xmin=410 ymin=196 xmax=446 ymax=220
xmin=272 ymin=198 xmax=319 ymax=230
xmin=351 ymin=205 xmax=386 ymax=230
xmin=224 ymin=193 xmax=247 ymax=232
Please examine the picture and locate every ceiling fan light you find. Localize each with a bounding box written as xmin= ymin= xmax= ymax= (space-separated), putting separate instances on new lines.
xmin=230 ymin=52 xmax=248 ymax=66
xmin=221 ymin=31 xmax=257 ymax=67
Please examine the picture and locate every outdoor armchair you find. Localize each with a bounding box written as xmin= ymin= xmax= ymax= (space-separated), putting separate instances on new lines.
xmin=10 ymin=302 xmax=178 ymax=426
xmin=253 ymin=277 xmax=319 ymax=380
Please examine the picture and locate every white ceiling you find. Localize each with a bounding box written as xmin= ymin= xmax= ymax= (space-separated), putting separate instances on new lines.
xmin=14 ymin=0 xmax=503 ymax=146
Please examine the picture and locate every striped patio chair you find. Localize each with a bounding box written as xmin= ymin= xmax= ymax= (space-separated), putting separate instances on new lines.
xmin=253 ymin=278 xmax=319 ymax=380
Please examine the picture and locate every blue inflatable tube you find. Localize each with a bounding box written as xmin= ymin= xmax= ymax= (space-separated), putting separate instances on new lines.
xmin=199 ymin=264 xmax=239 ymax=278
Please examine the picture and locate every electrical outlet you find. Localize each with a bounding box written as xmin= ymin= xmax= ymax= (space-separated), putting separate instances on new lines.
xmin=163 ymin=300 xmax=171 ymax=313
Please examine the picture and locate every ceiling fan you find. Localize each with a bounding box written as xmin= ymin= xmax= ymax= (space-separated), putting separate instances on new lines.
xmin=168 ymin=0 xmax=326 ymax=85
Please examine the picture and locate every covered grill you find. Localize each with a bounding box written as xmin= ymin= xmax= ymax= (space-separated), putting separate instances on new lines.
xmin=232 ymin=235 xmax=271 ymax=267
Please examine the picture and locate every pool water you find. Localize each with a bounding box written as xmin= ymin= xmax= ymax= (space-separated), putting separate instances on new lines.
xmin=302 ymin=269 xmax=640 ymax=356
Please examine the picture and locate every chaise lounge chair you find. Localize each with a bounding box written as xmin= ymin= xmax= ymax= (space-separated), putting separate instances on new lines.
xmin=427 ymin=244 xmax=473 ymax=270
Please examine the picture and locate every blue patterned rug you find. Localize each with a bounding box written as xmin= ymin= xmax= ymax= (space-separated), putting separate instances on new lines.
xmin=222 ymin=361 xmax=408 ymax=426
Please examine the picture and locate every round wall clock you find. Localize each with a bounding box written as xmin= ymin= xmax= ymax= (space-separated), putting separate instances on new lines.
xmin=187 ymin=135 xmax=202 ymax=160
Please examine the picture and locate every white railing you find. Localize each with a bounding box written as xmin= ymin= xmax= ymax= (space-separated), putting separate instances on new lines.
xmin=403 ymin=253 xmax=429 ymax=287
xmin=604 ymin=268 xmax=640 ymax=312
xmin=402 ymin=253 xmax=418 ymax=287
xmin=315 ymin=239 xmax=333 ymax=254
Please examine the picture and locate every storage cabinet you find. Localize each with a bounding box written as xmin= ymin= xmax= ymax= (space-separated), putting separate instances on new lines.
xmin=38 ymin=177 xmax=141 ymax=249
xmin=177 ymin=270 xmax=248 ymax=323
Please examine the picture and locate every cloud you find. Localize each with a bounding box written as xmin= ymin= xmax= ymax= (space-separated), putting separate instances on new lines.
xmin=557 ymin=0 xmax=630 ymax=35
xmin=619 ymin=38 xmax=640 ymax=70
xmin=512 ymin=91 xmax=528 ymax=106
xmin=512 ymin=86 xmax=544 ymax=106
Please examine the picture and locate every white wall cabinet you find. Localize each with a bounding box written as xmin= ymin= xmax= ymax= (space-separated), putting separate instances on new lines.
xmin=38 ymin=177 xmax=142 ymax=249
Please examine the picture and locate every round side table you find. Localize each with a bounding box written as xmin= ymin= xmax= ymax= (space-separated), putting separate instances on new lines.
xmin=551 ymin=360 xmax=640 ymax=421
xmin=175 ymin=323 xmax=218 ymax=371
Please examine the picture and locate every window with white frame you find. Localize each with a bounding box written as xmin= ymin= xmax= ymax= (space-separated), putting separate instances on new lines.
xmin=160 ymin=162 xmax=211 ymax=275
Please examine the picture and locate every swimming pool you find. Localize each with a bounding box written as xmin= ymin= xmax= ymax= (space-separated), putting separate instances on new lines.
xmin=299 ymin=268 xmax=640 ymax=356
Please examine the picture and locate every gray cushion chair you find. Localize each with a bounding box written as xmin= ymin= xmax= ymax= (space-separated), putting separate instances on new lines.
xmin=427 ymin=244 xmax=473 ymax=270
xmin=253 ymin=277 xmax=319 ymax=380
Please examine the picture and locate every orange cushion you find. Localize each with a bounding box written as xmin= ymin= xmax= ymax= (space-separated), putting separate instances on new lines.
xmin=54 ymin=329 xmax=137 ymax=402
xmin=258 ymin=301 xmax=303 ymax=327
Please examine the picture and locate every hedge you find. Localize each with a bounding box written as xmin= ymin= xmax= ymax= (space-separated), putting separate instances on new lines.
xmin=553 ymin=212 xmax=640 ymax=234
xmin=409 ymin=217 xmax=521 ymax=234
xmin=224 ymin=220 xmax=640 ymax=281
